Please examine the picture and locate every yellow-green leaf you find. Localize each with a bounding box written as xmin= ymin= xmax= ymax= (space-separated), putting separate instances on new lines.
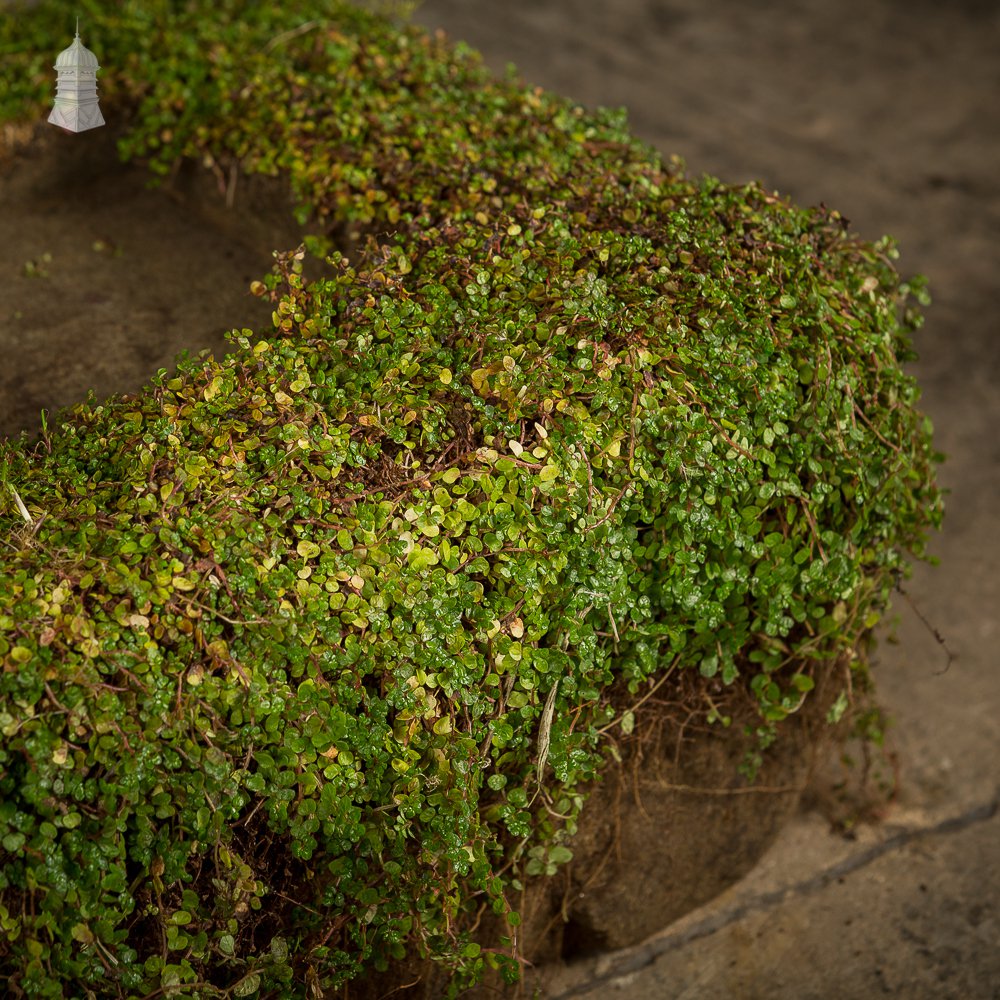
xmin=203 ymin=376 xmax=224 ymax=402
xmin=297 ymin=539 xmax=321 ymax=559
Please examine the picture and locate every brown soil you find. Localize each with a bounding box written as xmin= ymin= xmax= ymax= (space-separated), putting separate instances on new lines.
xmin=525 ymin=672 xmax=841 ymax=963
xmin=0 ymin=122 xmax=314 ymax=440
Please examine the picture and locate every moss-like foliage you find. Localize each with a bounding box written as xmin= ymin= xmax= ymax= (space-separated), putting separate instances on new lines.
xmin=0 ymin=2 xmax=941 ymax=996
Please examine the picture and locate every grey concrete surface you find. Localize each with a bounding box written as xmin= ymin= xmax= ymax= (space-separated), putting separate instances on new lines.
xmin=413 ymin=1 xmax=1000 ymax=997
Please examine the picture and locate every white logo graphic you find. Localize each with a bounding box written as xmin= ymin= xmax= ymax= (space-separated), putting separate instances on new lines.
xmin=48 ymin=19 xmax=105 ymax=133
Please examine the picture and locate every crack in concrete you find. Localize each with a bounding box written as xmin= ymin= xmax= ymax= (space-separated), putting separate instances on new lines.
xmin=548 ymin=792 xmax=999 ymax=998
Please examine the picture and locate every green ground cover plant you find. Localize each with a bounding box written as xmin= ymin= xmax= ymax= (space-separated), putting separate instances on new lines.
xmin=0 ymin=1 xmax=942 ymax=996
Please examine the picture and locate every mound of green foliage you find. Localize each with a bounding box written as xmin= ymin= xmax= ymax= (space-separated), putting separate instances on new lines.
xmin=0 ymin=1 xmax=941 ymax=996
